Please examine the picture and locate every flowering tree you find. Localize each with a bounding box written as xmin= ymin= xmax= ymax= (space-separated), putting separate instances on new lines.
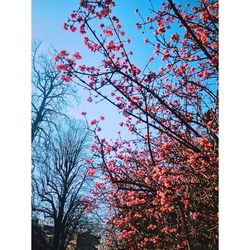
xmin=56 ymin=0 xmax=218 ymax=249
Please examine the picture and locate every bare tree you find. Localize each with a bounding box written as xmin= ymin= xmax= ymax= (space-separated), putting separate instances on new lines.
xmin=32 ymin=41 xmax=77 ymax=143
xmin=32 ymin=121 xmax=93 ymax=250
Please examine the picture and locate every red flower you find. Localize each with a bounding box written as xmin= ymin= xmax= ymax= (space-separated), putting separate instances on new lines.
xmin=207 ymin=121 xmax=213 ymax=129
xmin=145 ymin=177 xmax=151 ymax=185
xmin=59 ymin=50 xmax=69 ymax=57
xmin=86 ymin=168 xmax=96 ymax=176
xmin=71 ymin=12 xmax=77 ymax=18
xmin=63 ymin=23 xmax=68 ymax=30
xmin=87 ymin=97 xmax=93 ymax=102
xmin=70 ymin=26 xmax=77 ymax=32
xmin=157 ymin=26 xmax=165 ymax=34
xmin=103 ymin=29 xmax=113 ymax=36
xmin=54 ymin=54 xmax=60 ymax=62
xmin=95 ymin=182 xmax=106 ymax=190
xmin=73 ymin=52 xmax=82 ymax=60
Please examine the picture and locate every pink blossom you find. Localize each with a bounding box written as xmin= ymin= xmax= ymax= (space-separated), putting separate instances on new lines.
xmin=86 ymin=168 xmax=96 ymax=176
xmin=56 ymin=64 xmax=67 ymax=71
xmin=88 ymin=81 xmax=94 ymax=88
xmin=145 ymin=177 xmax=151 ymax=185
xmin=207 ymin=121 xmax=213 ymax=129
xmin=60 ymin=74 xmax=71 ymax=82
xmin=70 ymin=25 xmax=77 ymax=32
xmin=95 ymin=182 xmax=106 ymax=190
xmin=73 ymin=52 xmax=82 ymax=60
xmin=71 ymin=12 xmax=77 ymax=19
xmin=103 ymin=29 xmax=113 ymax=36
xmin=193 ymin=212 xmax=200 ymax=220
xmin=90 ymin=119 xmax=97 ymax=125
xmin=157 ymin=26 xmax=165 ymax=34
xmin=63 ymin=23 xmax=68 ymax=30
xmin=87 ymin=97 xmax=93 ymax=102
xmin=59 ymin=50 xmax=69 ymax=57
xmin=54 ymin=54 xmax=60 ymax=62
